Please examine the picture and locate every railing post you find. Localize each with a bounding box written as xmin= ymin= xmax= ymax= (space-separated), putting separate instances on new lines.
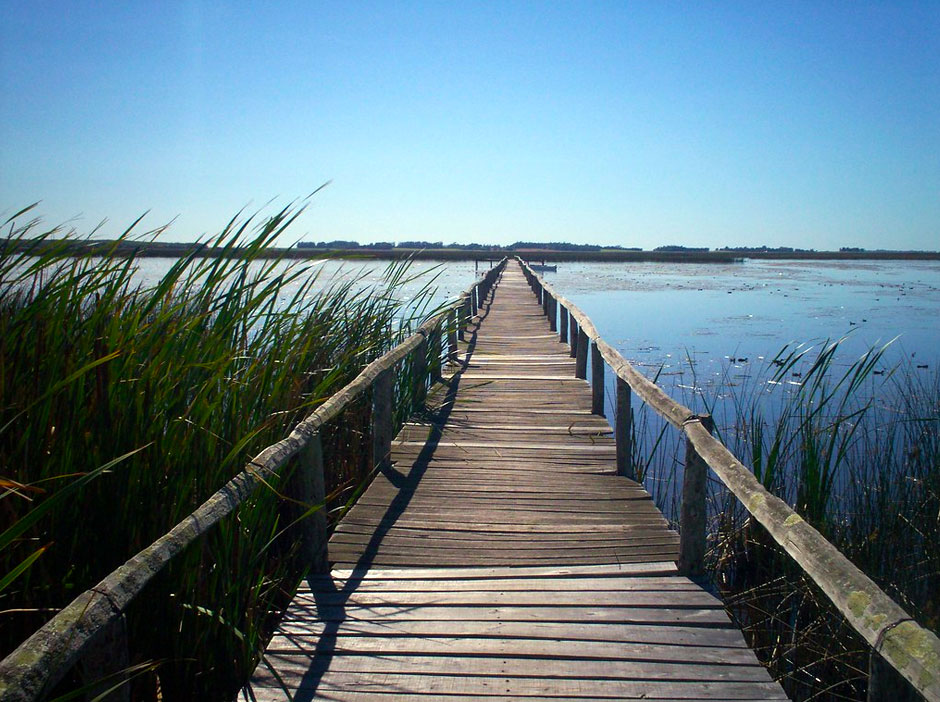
xmin=457 ymin=294 xmax=468 ymax=341
xmin=575 ymin=328 xmax=588 ymax=379
xmin=569 ymin=316 xmax=578 ymax=358
xmin=678 ymin=415 xmax=714 ymax=577
xmin=464 ymin=294 xmax=473 ymax=331
xmin=559 ymin=305 xmax=568 ymax=343
xmin=548 ymin=294 xmax=557 ymax=332
xmin=449 ymin=306 xmax=459 ymax=357
xmin=372 ymin=368 xmax=394 ymax=471
xmin=429 ymin=327 xmax=443 ymax=380
xmin=616 ymin=378 xmax=634 ymax=479
xmin=287 ymin=430 xmax=329 ymax=573
xmin=471 ymin=285 xmax=479 ymax=317
xmin=413 ymin=336 xmax=429 ymax=407
xmin=591 ymin=341 xmax=604 ymax=416
xmin=868 ymin=650 xmax=919 ymax=702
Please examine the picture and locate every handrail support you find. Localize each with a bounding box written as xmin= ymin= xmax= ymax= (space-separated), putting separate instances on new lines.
xmin=678 ymin=415 xmax=714 ymax=577
xmin=615 ymin=377 xmax=634 ymax=479
xmin=372 ymin=368 xmax=394 ymax=472
xmin=590 ymin=341 xmax=604 ymax=416
xmin=575 ymin=328 xmax=588 ymax=379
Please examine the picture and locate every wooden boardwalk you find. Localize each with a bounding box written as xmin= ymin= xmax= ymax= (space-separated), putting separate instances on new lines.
xmin=246 ymin=264 xmax=787 ymax=700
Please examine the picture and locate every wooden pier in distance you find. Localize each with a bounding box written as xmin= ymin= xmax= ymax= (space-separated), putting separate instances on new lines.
xmin=245 ymin=264 xmax=787 ymax=700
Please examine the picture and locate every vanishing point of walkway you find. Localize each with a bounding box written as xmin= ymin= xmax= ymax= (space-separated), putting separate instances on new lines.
xmin=246 ymin=263 xmax=786 ymax=700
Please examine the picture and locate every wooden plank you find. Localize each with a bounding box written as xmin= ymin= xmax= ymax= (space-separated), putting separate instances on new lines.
xmin=268 ymin=618 xmax=745 ymax=644
xmin=248 ymin=679 xmax=788 ymax=700
xmin=263 ymin=635 xmax=762 ymax=664
xmin=259 ymin=654 xmax=775 ymax=681
xmin=291 ymin=589 xmax=722 ymax=608
xmin=300 ymin=576 xmax=699 ymax=592
xmin=326 ymin=563 xmax=678 ymax=579
xmin=248 ymin=690 xmax=787 ymax=702
xmin=276 ymin=604 xmax=734 ymax=625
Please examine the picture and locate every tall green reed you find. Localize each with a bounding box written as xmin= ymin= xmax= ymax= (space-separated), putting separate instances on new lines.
xmin=0 ymin=203 xmax=439 ymax=699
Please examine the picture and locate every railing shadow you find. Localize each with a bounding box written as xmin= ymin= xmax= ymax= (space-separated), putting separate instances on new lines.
xmin=286 ymin=274 xmax=499 ymax=700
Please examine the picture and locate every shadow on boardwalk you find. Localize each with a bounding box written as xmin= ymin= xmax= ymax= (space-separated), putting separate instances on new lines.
xmin=269 ymin=293 xmax=492 ymax=701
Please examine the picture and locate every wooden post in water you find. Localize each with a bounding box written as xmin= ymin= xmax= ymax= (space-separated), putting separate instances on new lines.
xmin=372 ymin=368 xmax=394 ymax=471
xmin=868 ymin=650 xmax=919 ymax=702
xmin=575 ymin=328 xmax=588 ymax=379
xmin=616 ymin=378 xmax=634 ymax=479
xmin=569 ymin=316 xmax=578 ymax=358
xmin=678 ymin=415 xmax=714 ymax=577
xmin=559 ymin=305 xmax=568 ymax=343
xmin=591 ymin=341 xmax=604 ymax=416
xmin=413 ymin=336 xmax=428 ymax=407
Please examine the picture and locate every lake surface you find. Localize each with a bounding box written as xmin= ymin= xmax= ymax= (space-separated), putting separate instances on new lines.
xmin=129 ymin=256 xmax=940 ymax=380
xmin=545 ymin=258 xmax=940 ymax=376
xmin=130 ymin=257 xmax=486 ymax=318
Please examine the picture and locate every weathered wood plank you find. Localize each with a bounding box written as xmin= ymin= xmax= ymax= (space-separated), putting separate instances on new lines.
xmin=269 ymin=618 xmax=742 ymax=643
xmin=247 ymin=681 xmax=788 ymax=701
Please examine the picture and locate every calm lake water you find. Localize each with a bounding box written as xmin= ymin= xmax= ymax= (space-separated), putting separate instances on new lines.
xmin=130 ymin=256 xmax=940 ymax=381
xmin=130 ymin=257 xmax=486 ymax=318
xmin=544 ymin=258 xmax=940 ymax=376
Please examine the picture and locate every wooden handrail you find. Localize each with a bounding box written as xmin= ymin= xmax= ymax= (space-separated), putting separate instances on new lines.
xmin=516 ymin=256 xmax=940 ymax=701
xmin=0 ymin=258 xmax=507 ymax=702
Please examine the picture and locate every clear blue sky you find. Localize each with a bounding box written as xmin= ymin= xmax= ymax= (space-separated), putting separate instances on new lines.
xmin=2 ymin=1 xmax=938 ymax=250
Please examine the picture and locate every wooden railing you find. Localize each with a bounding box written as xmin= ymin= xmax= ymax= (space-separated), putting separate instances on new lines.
xmin=518 ymin=257 xmax=940 ymax=702
xmin=0 ymin=259 xmax=507 ymax=702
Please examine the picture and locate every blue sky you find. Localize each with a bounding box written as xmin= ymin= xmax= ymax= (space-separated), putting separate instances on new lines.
xmin=2 ymin=1 xmax=938 ymax=249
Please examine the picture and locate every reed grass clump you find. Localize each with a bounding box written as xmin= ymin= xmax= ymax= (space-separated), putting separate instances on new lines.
xmin=0 ymin=204 xmax=439 ymax=699
xmin=635 ymin=341 xmax=939 ymax=700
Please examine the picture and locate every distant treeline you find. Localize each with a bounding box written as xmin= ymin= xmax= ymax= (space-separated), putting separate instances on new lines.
xmin=296 ymin=240 xmax=644 ymax=252
xmin=8 ymin=238 xmax=938 ymax=262
xmin=297 ymin=240 xmax=876 ymax=255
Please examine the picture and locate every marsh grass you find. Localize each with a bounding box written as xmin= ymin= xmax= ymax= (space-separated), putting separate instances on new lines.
xmin=633 ymin=340 xmax=939 ymax=700
xmin=0 ymin=204 xmax=442 ymax=699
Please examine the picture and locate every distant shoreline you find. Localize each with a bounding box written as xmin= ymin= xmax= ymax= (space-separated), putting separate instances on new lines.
xmin=8 ymin=239 xmax=940 ymax=263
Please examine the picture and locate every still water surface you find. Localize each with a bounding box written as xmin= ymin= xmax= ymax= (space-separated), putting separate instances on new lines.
xmin=544 ymin=259 xmax=940 ymax=377
xmin=133 ymin=256 xmax=939 ymax=379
